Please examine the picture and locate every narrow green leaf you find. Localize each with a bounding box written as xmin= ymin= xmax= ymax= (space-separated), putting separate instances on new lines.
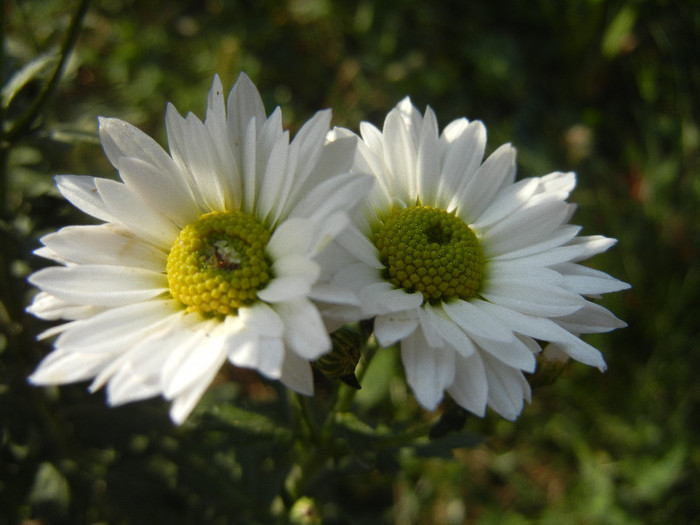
xmin=2 ymin=51 xmax=59 ymax=109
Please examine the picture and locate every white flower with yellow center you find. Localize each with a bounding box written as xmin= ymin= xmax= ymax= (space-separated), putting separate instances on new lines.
xmin=27 ymin=73 xmax=371 ymax=424
xmin=323 ymin=98 xmax=630 ymax=420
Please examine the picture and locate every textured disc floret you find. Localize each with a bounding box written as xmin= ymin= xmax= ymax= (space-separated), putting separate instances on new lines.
xmin=167 ymin=211 xmax=272 ymax=316
xmin=374 ymin=206 xmax=484 ymax=303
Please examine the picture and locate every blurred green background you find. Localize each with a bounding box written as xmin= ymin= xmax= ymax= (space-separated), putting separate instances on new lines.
xmin=1 ymin=0 xmax=698 ymax=523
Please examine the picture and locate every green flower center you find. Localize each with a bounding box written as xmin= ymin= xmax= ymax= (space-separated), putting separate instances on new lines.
xmin=166 ymin=211 xmax=272 ymax=316
xmin=374 ymin=206 xmax=484 ymax=303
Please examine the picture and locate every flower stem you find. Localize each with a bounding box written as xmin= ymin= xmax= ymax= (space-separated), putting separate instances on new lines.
xmin=4 ymin=0 xmax=91 ymax=143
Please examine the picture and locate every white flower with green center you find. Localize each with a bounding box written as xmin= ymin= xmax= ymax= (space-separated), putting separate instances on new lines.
xmin=26 ymin=73 xmax=371 ymax=424
xmin=323 ymin=98 xmax=630 ymax=420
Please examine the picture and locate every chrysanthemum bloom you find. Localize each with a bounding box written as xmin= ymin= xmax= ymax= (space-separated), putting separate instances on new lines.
xmin=322 ymin=99 xmax=630 ymax=420
xmin=27 ymin=74 xmax=371 ymax=423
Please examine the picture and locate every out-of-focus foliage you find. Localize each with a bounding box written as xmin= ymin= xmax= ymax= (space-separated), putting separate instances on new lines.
xmin=1 ymin=0 xmax=698 ymax=523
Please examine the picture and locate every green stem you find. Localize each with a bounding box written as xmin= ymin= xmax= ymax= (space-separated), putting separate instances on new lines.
xmin=4 ymin=0 xmax=91 ymax=143
xmin=0 ymin=0 xmax=7 ymax=216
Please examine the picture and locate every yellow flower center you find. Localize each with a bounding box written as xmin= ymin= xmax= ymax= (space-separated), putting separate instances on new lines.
xmin=374 ymin=206 xmax=484 ymax=303
xmin=166 ymin=211 xmax=272 ymax=316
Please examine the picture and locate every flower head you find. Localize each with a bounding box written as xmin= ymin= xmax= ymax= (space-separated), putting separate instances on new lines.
xmin=27 ymin=73 xmax=371 ymax=423
xmin=323 ymin=98 xmax=630 ymax=420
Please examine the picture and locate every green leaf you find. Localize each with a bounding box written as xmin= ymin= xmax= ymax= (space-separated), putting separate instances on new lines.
xmin=602 ymin=6 xmax=637 ymax=58
xmin=197 ymin=402 xmax=293 ymax=442
xmin=2 ymin=51 xmax=60 ymax=109
xmin=28 ymin=462 xmax=70 ymax=517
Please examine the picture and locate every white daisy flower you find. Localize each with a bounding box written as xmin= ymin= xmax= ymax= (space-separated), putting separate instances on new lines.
xmin=27 ymin=73 xmax=372 ymax=424
xmin=323 ymin=98 xmax=630 ymax=420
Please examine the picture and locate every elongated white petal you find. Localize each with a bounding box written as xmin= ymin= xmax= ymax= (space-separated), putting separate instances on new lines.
xmin=442 ymin=299 xmax=515 ymax=343
xmin=95 ymin=178 xmax=179 ymax=248
xmin=556 ymin=262 xmax=631 ymax=295
xmin=482 ymin=354 xmax=530 ymax=421
xmin=374 ymin=309 xmax=420 ymax=347
xmin=55 ymin=175 xmax=117 ymax=223
xmin=258 ymin=255 xmax=320 ymax=303
xmin=99 ymin=117 xmax=178 ymax=175
xmin=275 ymin=298 xmax=331 ymax=360
xmin=266 ymin=217 xmax=314 ymax=259
xmin=117 ymin=156 xmax=200 ymax=227
xmin=359 ymin=282 xmax=423 ymax=316
xmin=166 ymin=338 xmax=227 ymax=399
xmin=280 ymin=349 xmax=314 ymax=395
xmin=39 ymin=224 xmax=167 ymax=270
xmin=55 ymin=300 xmax=181 ymax=352
xmin=27 ymin=292 xmax=101 ymax=321
xmin=30 ymin=265 xmax=167 ymax=307
xmin=31 ymin=265 xmax=165 ymax=306
xmin=416 ymin=107 xmax=441 ymax=205
xmin=29 ymin=349 xmax=112 ymax=385
xmin=447 ymin=351 xmax=488 ymax=416
xmin=401 ymin=328 xmax=455 ymax=410
xmin=453 ymin=143 xmax=516 ymax=221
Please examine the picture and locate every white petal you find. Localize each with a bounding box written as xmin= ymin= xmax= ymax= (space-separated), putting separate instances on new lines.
xmin=169 ymin=110 xmax=227 ymax=212
xmin=359 ymin=282 xmax=424 ymax=316
xmin=442 ymin=299 xmax=514 ymax=343
xmin=333 ymin=261 xmax=382 ymax=290
xmin=29 ymin=265 xmax=168 ymax=307
xmin=481 ymin=274 xmax=586 ymax=317
xmin=473 ymin=300 xmax=607 ymax=370
xmin=257 ymin=131 xmax=290 ymax=223
xmin=447 ymin=351 xmax=488 ymax=416
xmin=95 ymin=178 xmax=179 ymax=248
xmin=169 ymin=356 xmax=223 ymax=425
xmin=416 ymin=107 xmax=441 ymax=205
xmin=383 ymin=108 xmax=417 ymax=201
xmin=27 ymin=292 xmax=101 ymax=321
xmin=280 ymin=109 xmax=334 ymax=216
xmin=99 ymin=117 xmax=177 ymax=175
xmin=483 ymin=355 xmax=529 ymax=421
xmin=336 ymin=226 xmax=384 ymax=269
xmin=280 ymin=349 xmax=314 ymax=395
xmin=238 ymin=302 xmax=284 ymax=337
xmin=54 ymin=300 xmax=181 ymax=352
xmin=205 ymin=75 xmax=242 ymax=209
xmin=480 ymin=196 xmax=571 ymax=257
xmin=292 ymin=135 xmax=360 ymax=212
xmin=452 ymin=143 xmax=516 ymax=221
xmin=556 ymin=262 xmax=631 ymax=295
xmin=422 ymin=304 xmax=476 ymax=357
xmin=257 ymin=255 xmax=320 ymax=303
xmin=266 ymin=217 xmax=314 ymax=259
xmin=29 ymin=349 xmax=111 ymax=385
xmin=55 ymin=175 xmax=117 ymax=223
xmin=309 ymin=282 xmax=361 ymax=307
xmin=275 ymin=298 xmax=331 ymax=360
xmin=475 ymin=336 xmax=536 ymax=372
xmin=163 ymin=331 xmax=227 ymax=399
xmin=539 ymin=171 xmax=576 ymax=197
xmin=472 ymin=177 xmax=539 ymax=229
xmin=491 ymin=225 xmax=581 ymax=262
xmin=288 ymin=172 xmax=373 ymax=227
xmin=227 ymin=72 xmax=267 ymax=154
xmin=38 ymin=224 xmax=167 ymax=270
xmin=553 ymin=301 xmax=627 ymax=334
xmin=374 ymin=309 xmax=420 ymax=347
xmin=241 ymin=117 xmax=258 ymax=214
xmin=116 ymin=156 xmax=200 ymax=227
xmin=439 ymin=120 xmax=486 ymax=210
xmin=401 ymin=329 xmax=454 ymax=410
